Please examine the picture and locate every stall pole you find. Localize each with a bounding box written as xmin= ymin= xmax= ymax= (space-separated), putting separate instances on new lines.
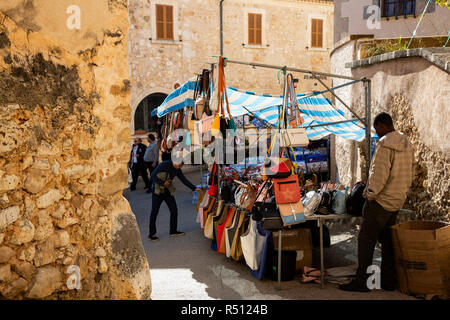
xmin=364 ymin=80 xmax=372 ymax=180
xmin=220 ymin=1 xmax=224 ymax=56
xmin=319 ymin=218 xmax=325 ymax=289
xmin=278 ymin=230 xmax=282 ymax=290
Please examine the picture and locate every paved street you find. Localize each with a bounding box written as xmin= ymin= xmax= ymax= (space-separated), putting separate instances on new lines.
xmin=128 ymin=169 xmax=415 ymax=300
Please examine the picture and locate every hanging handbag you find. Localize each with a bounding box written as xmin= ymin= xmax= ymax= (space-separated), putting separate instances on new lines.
xmin=261 ymin=202 xmax=283 ymax=231
xmin=218 ymin=207 xmax=236 ymax=254
xmin=208 ymin=163 xmax=218 ymax=196
xmin=278 ymin=201 xmax=305 ymax=226
xmin=230 ymin=212 xmax=249 ymax=262
xmin=241 ymin=216 xmax=266 ymax=270
xmin=211 ymin=114 xmax=221 ymax=136
xmin=225 ymin=210 xmax=240 ymax=258
xmin=273 ymin=174 xmax=301 ymax=204
xmin=263 ymin=157 xmax=293 ymax=179
xmin=279 ymin=128 xmax=309 ymax=147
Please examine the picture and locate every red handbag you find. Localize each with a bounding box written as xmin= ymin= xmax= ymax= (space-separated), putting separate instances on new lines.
xmin=273 ymin=174 xmax=301 ymax=204
xmin=208 ymin=163 xmax=218 ymax=196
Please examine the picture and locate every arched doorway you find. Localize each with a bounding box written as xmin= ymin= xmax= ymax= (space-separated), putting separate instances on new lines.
xmin=134 ymin=92 xmax=167 ymax=134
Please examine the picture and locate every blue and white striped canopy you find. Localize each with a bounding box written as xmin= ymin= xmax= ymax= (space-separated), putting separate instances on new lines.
xmin=153 ymin=77 xmax=197 ymax=117
xmin=154 ymin=82 xmax=366 ymax=141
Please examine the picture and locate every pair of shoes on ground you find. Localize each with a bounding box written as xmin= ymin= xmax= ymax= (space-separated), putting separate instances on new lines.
xmin=148 ymin=231 xmax=185 ymax=242
xmin=338 ymin=279 xmax=397 ymax=292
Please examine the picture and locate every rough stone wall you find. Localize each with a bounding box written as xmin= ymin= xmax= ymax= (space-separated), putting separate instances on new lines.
xmin=331 ymin=41 xmax=450 ymax=222
xmin=129 ymin=0 xmax=334 ymax=132
xmin=0 ymin=1 xmax=151 ymax=299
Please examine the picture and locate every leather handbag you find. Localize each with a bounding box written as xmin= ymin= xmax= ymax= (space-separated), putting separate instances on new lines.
xmin=273 ymin=174 xmax=301 ymax=204
xmin=204 ymin=200 xmax=223 ymax=239
xmin=278 ymin=200 xmax=305 ymax=226
xmin=195 ymin=97 xmax=205 ymax=120
xmin=225 ymin=210 xmax=240 ymax=258
xmin=230 ymin=210 xmax=246 ymax=261
xmin=208 ymin=163 xmax=218 ymax=196
xmin=211 ymin=114 xmax=221 ymax=136
xmin=231 ymin=213 xmax=249 ymax=262
xmin=203 ymin=197 xmax=216 ymax=230
xmin=235 ymin=183 xmax=257 ymax=211
xmin=279 ymin=128 xmax=309 ymax=147
xmin=261 ymin=202 xmax=283 ymax=231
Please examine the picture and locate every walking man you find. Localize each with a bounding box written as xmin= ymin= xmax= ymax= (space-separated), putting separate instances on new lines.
xmin=148 ymin=159 xmax=201 ymax=241
xmin=144 ymin=134 xmax=159 ymax=193
xmin=340 ymin=112 xmax=414 ymax=292
xmin=129 ymin=138 xmax=151 ymax=191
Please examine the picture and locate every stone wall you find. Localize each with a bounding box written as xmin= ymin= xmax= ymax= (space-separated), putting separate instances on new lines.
xmin=331 ymin=41 xmax=450 ymax=222
xmin=0 ymin=1 xmax=151 ymax=299
xmin=129 ymin=0 xmax=334 ymax=133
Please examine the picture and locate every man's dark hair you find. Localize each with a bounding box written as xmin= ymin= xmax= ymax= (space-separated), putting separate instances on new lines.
xmin=148 ymin=134 xmax=155 ymax=141
xmin=373 ymin=112 xmax=394 ymax=127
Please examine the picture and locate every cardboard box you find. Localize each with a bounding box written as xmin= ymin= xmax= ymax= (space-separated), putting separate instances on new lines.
xmin=392 ymin=221 xmax=450 ymax=298
xmin=273 ymin=228 xmax=313 ymax=270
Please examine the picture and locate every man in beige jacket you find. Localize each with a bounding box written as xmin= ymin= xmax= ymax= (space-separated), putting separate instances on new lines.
xmin=340 ymin=112 xmax=414 ymax=292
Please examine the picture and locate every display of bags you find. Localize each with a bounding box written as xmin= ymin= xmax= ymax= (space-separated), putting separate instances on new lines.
xmin=278 ymin=200 xmax=305 ymax=226
xmin=346 ymin=182 xmax=366 ymax=216
xmin=279 ymin=128 xmax=309 ymax=148
xmin=273 ymin=175 xmax=301 ymax=204
xmin=241 ymin=216 xmax=267 ymax=270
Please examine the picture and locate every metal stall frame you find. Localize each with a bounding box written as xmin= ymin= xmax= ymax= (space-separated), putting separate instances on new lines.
xmin=216 ymin=58 xmax=372 ymax=289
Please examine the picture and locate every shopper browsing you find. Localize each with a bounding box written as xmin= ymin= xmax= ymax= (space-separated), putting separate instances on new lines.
xmin=148 ymin=159 xmax=201 ymax=241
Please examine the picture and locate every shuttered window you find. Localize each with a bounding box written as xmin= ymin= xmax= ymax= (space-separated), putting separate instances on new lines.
xmin=156 ymin=4 xmax=174 ymax=40
xmin=311 ymin=19 xmax=323 ymax=48
xmin=248 ymin=13 xmax=262 ymax=45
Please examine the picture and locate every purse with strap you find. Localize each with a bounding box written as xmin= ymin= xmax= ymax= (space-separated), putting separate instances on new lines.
xmin=208 ymin=163 xmax=218 ymax=196
xmin=273 ymin=174 xmax=301 ymax=204
xmin=280 ymin=128 xmax=309 ymax=147
xmin=278 ymin=201 xmax=305 ymax=226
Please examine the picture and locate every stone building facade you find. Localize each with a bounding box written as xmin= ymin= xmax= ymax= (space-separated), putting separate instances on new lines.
xmin=0 ymin=0 xmax=151 ymax=299
xmin=129 ymin=0 xmax=335 ymax=134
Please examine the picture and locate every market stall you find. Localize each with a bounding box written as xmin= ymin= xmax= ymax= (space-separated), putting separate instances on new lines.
xmin=154 ymin=56 xmax=374 ymax=288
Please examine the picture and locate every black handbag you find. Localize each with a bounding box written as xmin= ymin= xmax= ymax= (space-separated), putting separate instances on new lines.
xmin=261 ymin=202 xmax=283 ymax=231
xmin=220 ymin=183 xmax=232 ymax=203
xmin=315 ymin=191 xmax=333 ymax=215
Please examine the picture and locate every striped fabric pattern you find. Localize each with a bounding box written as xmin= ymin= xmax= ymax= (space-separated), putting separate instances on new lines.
xmin=154 ymin=77 xmax=197 ymax=117
xmin=154 ymin=83 xmax=366 ymax=141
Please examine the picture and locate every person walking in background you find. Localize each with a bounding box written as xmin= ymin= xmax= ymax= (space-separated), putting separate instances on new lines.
xmin=144 ymin=134 xmax=159 ymax=193
xmin=129 ymin=138 xmax=151 ymax=191
xmin=340 ymin=112 xmax=415 ymax=292
xmin=148 ymin=159 xmax=201 ymax=241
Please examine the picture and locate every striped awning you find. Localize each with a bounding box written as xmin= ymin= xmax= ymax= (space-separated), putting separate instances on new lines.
xmin=153 ymin=77 xmax=197 ymax=117
xmin=154 ymin=82 xmax=366 ymax=141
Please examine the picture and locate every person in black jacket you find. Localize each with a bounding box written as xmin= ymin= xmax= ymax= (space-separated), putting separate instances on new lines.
xmin=129 ymin=138 xmax=151 ymax=191
xmin=148 ymin=160 xmax=201 ymax=241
